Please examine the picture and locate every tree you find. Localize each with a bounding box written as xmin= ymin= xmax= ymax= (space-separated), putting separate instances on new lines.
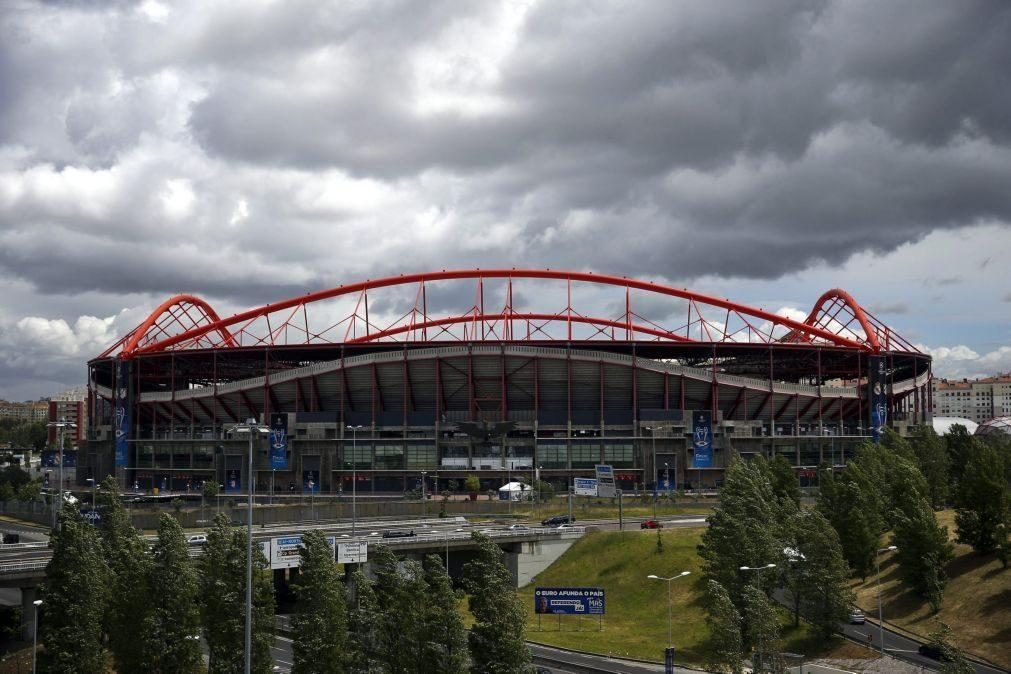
xmin=880 ymin=428 xmax=917 ymax=463
xmin=97 ymin=476 xmax=153 ymax=672
xmin=909 ymin=425 xmax=950 ymax=508
xmin=464 ymin=475 xmax=481 ymax=494
xmin=347 ymin=568 xmax=384 ymax=673
xmin=420 ymin=555 xmax=469 ymax=674
xmin=927 ymin=621 xmax=975 ymax=674
xmin=892 ymin=496 xmax=954 ymax=612
xmin=200 ymin=513 xmax=275 ymax=674
xmin=39 ymin=509 xmax=108 ymax=674
xmin=997 ymin=521 xmax=1010 ymax=570
xmin=944 ymin=425 xmax=977 ymax=487
xmin=369 ymin=545 xmax=426 ymax=673
xmin=955 ymin=442 xmax=1008 ymax=554
xmin=742 ymin=584 xmax=781 ymax=674
xmin=463 ymin=533 xmax=531 ymax=673
xmin=704 ymin=580 xmax=744 ymax=674
xmin=145 ymin=513 xmax=202 ymax=673
xmin=766 ymin=455 xmax=801 ymax=506
xmin=292 ymin=530 xmax=349 ymax=674
xmin=781 ymin=509 xmax=852 ymax=637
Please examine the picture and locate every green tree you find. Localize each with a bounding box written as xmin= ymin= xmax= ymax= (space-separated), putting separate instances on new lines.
xmin=781 ymin=510 xmax=852 ymax=637
xmin=996 ymin=521 xmax=1010 ymax=569
xmin=347 ymin=568 xmax=383 ymax=673
xmin=97 ymin=476 xmax=153 ymax=672
xmin=15 ymin=478 xmax=41 ymax=502
xmin=463 ymin=533 xmax=530 ymax=673
xmin=927 ymin=621 xmax=974 ymax=674
xmin=909 ymin=425 xmax=950 ymax=508
xmin=699 ymin=456 xmax=780 ymax=610
xmin=420 ymin=555 xmax=469 ymax=674
xmin=955 ymin=442 xmax=1009 ymax=554
xmin=704 ymin=580 xmax=744 ymax=674
xmin=145 ymin=513 xmax=202 ymax=673
xmin=766 ymin=455 xmax=801 ymax=506
xmin=892 ymin=496 xmax=954 ymax=612
xmin=944 ymin=425 xmax=977 ymax=487
xmin=742 ymin=584 xmax=781 ymax=674
xmin=40 ymin=509 xmax=108 ymax=674
xmin=292 ymin=530 xmax=349 ymax=674
xmin=817 ymin=462 xmax=882 ymax=579
xmin=199 ymin=513 xmax=275 ymax=674
xmin=369 ymin=545 xmax=426 ymax=673
xmin=880 ymin=428 xmax=917 ymax=463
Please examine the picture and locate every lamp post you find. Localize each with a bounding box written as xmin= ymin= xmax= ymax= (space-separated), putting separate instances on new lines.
xmin=876 ymin=545 xmax=897 ymax=654
xmin=445 ymin=527 xmax=463 ymax=567
xmin=740 ymin=563 xmax=777 ymax=585
xmin=31 ymin=598 xmax=42 ymax=674
xmin=420 ymin=471 xmax=428 ymax=517
xmin=647 ymin=571 xmax=691 ymax=656
xmin=46 ymin=418 xmax=76 ymax=529
xmin=645 ymin=426 xmax=658 ymax=514
xmin=229 ymin=418 xmax=269 ymax=674
xmin=347 ymin=425 xmax=362 ymax=537
xmin=85 ymin=477 xmax=96 ymax=510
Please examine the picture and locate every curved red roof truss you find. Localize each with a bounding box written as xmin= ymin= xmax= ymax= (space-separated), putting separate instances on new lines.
xmin=102 ymin=270 xmax=919 ymax=358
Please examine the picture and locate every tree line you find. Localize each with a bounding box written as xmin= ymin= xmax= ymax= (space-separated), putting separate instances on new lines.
xmin=698 ymin=426 xmax=1011 ymax=674
xmin=39 ymin=476 xmax=530 ymax=673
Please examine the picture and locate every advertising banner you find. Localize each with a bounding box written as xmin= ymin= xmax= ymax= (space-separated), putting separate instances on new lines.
xmin=692 ymin=411 xmax=713 ymax=468
xmin=269 ymin=413 xmax=289 ymax=470
xmin=594 ymin=464 xmax=616 ymax=498
xmin=42 ymin=451 xmax=77 ymax=468
xmin=303 ymin=470 xmax=320 ymax=493
xmin=270 ymin=534 xmax=337 ymax=569
xmin=868 ymin=356 xmax=888 ymax=442
xmin=573 ymin=477 xmax=598 ymax=496
xmin=115 ymin=360 xmax=131 ymax=467
xmin=534 ymin=587 xmax=605 ymax=615
xmin=225 ymin=469 xmax=241 ymax=493
xmin=80 ymin=509 xmax=101 ymax=527
xmin=337 ymin=540 xmax=368 ymax=564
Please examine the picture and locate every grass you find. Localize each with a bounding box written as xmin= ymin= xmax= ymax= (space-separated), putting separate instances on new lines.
xmin=510 ymin=497 xmax=714 ymax=522
xmin=515 ymin=527 xmax=874 ymax=666
xmin=849 ymin=509 xmax=1011 ymax=669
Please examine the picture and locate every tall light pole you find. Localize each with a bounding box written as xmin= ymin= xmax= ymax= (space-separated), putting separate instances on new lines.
xmin=85 ymin=477 xmax=96 ymax=510
xmin=31 ymin=598 xmax=42 ymax=674
xmin=647 ymin=571 xmax=691 ymax=655
xmin=46 ymin=419 xmax=76 ymax=529
xmin=645 ymin=425 xmax=657 ymax=500
xmin=876 ymin=545 xmax=897 ymax=654
xmin=420 ymin=470 xmax=428 ymax=517
xmin=740 ymin=563 xmax=777 ymax=585
xmin=230 ymin=418 xmax=269 ymax=674
xmin=347 ymin=425 xmax=362 ymax=537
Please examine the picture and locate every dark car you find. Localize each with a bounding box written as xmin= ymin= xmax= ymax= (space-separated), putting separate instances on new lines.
xmin=541 ymin=515 xmax=574 ymax=527
xmin=917 ymin=643 xmax=949 ymax=661
xmin=640 ymin=519 xmax=663 ymax=530
xmin=381 ymin=529 xmax=416 ymax=539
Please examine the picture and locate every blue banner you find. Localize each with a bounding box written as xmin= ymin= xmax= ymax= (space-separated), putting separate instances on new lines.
xmin=869 ymin=356 xmax=888 ymax=442
xmin=692 ymin=410 xmax=713 ymax=468
xmin=303 ymin=470 xmax=319 ymax=493
xmin=269 ymin=413 xmax=288 ymax=470
xmin=115 ymin=360 xmax=131 ymax=467
xmin=42 ymin=451 xmax=77 ymax=467
xmin=225 ymin=469 xmax=241 ymax=493
xmin=534 ymin=587 xmax=605 ymax=615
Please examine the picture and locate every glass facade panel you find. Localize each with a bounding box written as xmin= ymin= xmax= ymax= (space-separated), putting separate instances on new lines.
xmin=136 ymin=443 xmax=154 ymax=468
xmin=406 ymin=445 xmax=437 ymax=469
xmin=194 ymin=444 xmax=214 ymax=469
xmin=571 ymin=441 xmax=599 ymax=469
xmin=375 ymin=444 xmax=405 ymax=470
xmin=603 ymin=442 xmax=634 ymax=468
xmin=537 ymin=442 xmax=567 ymax=469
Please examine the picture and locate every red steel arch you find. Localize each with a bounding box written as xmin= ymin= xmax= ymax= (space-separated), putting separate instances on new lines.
xmin=102 ymin=294 xmax=236 ymax=358
xmin=111 ymin=270 xmax=915 ymax=357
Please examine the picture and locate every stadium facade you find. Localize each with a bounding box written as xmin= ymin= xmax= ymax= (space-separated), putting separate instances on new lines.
xmin=81 ymin=270 xmax=932 ymax=494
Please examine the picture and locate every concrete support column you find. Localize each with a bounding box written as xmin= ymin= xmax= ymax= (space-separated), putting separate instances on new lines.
xmin=503 ymin=548 xmax=520 ymax=588
xmin=21 ymin=585 xmax=38 ymax=642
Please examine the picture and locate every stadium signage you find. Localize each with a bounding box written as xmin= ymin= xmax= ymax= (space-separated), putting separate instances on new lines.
xmin=534 ymin=587 xmax=605 ymax=615
xmin=868 ymin=356 xmax=888 ymax=442
xmin=595 ymin=464 xmax=617 ymax=498
xmin=573 ymin=477 xmax=598 ymax=496
xmin=114 ymin=361 xmax=131 ymax=467
xmin=692 ymin=411 xmax=713 ymax=468
xmin=269 ymin=413 xmax=289 ymax=470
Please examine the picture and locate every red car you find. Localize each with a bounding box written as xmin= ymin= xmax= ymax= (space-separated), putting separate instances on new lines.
xmin=640 ymin=519 xmax=663 ymax=529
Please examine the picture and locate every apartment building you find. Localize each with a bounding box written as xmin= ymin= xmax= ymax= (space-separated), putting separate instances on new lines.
xmin=932 ymin=373 xmax=1011 ymax=424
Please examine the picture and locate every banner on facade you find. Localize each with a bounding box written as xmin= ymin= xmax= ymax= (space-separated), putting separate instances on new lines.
xmin=692 ymin=410 xmax=713 ymax=468
xmin=269 ymin=413 xmax=288 ymax=470
xmin=225 ymin=469 xmax=241 ymax=493
xmin=868 ymin=356 xmax=888 ymax=442
xmin=303 ymin=470 xmax=319 ymax=493
xmin=114 ymin=360 xmax=131 ymax=467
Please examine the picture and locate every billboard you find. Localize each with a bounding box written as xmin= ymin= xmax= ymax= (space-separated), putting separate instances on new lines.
xmin=42 ymin=451 xmax=77 ymax=468
xmin=337 ymin=540 xmax=368 ymax=564
xmin=534 ymin=587 xmax=605 ymax=615
xmin=114 ymin=360 xmax=131 ymax=467
xmin=594 ymin=464 xmax=616 ymax=498
xmin=868 ymin=355 xmax=888 ymax=442
xmin=269 ymin=413 xmax=289 ymax=470
xmin=303 ymin=470 xmax=320 ymax=493
xmin=225 ymin=469 xmax=241 ymax=493
xmin=270 ymin=534 xmax=337 ymax=569
xmin=573 ymin=477 xmax=598 ymax=496
xmin=692 ymin=411 xmax=713 ymax=468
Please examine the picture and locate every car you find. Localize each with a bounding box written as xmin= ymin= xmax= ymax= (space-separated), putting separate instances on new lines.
xmin=640 ymin=519 xmax=663 ymax=529
xmin=187 ymin=534 xmax=208 ymax=546
xmin=917 ymin=643 xmax=947 ymax=661
xmin=848 ymin=610 xmax=865 ymax=624
xmin=381 ymin=529 xmax=416 ymax=539
xmin=507 ymin=524 xmax=530 ymax=531
xmin=556 ymin=523 xmax=577 ymax=529
xmin=541 ymin=515 xmax=574 ymax=527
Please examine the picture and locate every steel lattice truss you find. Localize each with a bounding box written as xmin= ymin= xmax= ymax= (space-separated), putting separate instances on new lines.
xmin=99 ymin=270 xmax=919 ymax=358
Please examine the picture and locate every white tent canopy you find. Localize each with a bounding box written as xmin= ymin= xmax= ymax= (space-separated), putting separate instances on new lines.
xmin=932 ymin=416 xmax=978 ymax=436
xmin=498 ymin=481 xmax=532 ymax=501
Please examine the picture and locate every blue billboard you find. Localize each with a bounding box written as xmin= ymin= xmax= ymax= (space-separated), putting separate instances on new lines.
xmin=692 ymin=410 xmax=713 ymax=468
xmin=225 ymin=469 xmax=241 ymax=493
xmin=534 ymin=587 xmax=605 ymax=615
xmin=869 ymin=356 xmax=888 ymax=443
xmin=115 ymin=360 xmax=131 ymax=467
xmin=42 ymin=451 xmax=77 ymax=468
xmin=269 ymin=413 xmax=289 ymax=470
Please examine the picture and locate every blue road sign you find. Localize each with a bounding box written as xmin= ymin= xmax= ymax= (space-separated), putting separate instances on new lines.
xmin=534 ymin=587 xmax=605 ymax=615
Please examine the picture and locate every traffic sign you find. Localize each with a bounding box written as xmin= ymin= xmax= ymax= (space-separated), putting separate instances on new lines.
xmin=337 ymin=540 xmax=368 ymax=564
xmin=574 ymin=477 xmax=598 ymax=496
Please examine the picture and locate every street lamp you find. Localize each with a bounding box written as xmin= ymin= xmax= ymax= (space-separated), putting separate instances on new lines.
xmin=645 ymin=426 xmax=658 ymax=503
xmin=740 ymin=563 xmax=777 ymax=584
xmin=347 ymin=425 xmax=363 ymax=537
xmin=31 ymin=598 xmax=42 ymax=674
xmin=648 ymin=572 xmax=691 ymax=656
xmin=46 ymin=418 xmax=76 ymax=529
xmin=876 ymin=545 xmax=897 ymax=654
xmin=85 ymin=477 xmax=96 ymax=510
xmin=420 ymin=471 xmax=428 ymax=517
xmin=445 ymin=527 xmax=464 ymax=567
xmin=229 ymin=418 xmax=269 ymax=674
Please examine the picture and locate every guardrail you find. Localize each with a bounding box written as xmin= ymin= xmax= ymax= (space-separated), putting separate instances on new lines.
xmin=0 ymin=542 xmax=49 ymax=552
xmin=0 ymin=559 xmax=48 ymax=574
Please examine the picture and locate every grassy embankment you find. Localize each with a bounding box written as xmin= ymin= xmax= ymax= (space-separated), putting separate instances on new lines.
xmin=516 ymin=527 xmax=873 ymax=666
xmin=511 ymin=495 xmax=715 ymax=522
xmin=850 ymin=509 xmax=1011 ymax=669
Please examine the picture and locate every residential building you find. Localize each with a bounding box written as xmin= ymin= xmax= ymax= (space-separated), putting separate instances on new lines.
xmin=932 ymin=373 xmax=1011 ymax=424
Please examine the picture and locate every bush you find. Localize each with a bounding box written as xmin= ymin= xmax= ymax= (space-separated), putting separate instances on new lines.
xmin=464 ymin=475 xmax=481 ymax=493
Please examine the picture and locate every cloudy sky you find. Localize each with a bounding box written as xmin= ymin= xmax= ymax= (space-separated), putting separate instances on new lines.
xmin=1 ymin=0 xmax=1009 ymax=399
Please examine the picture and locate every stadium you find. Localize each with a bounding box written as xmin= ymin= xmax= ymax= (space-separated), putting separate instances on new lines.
xmin=81 ymin=269 xmax=932 ymax=495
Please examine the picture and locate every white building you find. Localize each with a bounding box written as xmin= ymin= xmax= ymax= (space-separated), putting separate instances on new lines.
xmin=932 ymin=374 xmax=1011 ymax=424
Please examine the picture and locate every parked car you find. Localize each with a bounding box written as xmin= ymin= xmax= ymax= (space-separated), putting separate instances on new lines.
xmin=917 ymin=643 xmax=947 ymax=661
xmin=382 ymin=529 xmax=416 ymax=539
xmin=640 ymin=519 xmax=663 ymax=530
xmin=541 ymin=515 xmax=574 ymax=527
xmin=848 ymin=610 xmax=865 ymax=624
xmin=187 ymin=534 xmax=208 ymax=546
